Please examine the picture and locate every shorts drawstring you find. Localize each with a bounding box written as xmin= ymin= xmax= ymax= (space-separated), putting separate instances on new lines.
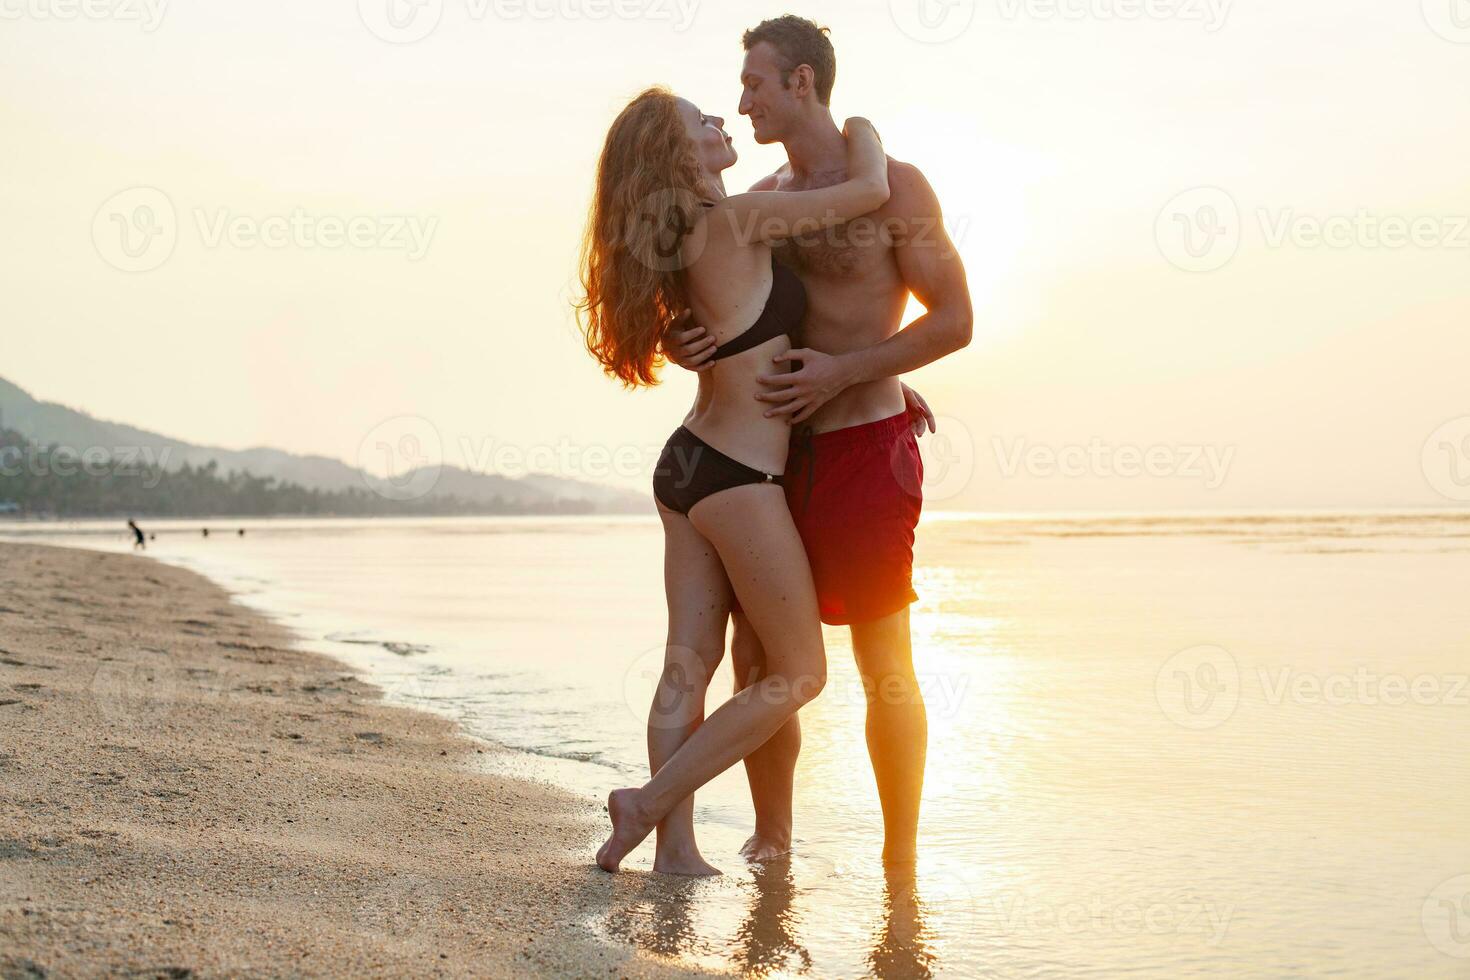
xmin=793 ymin=424 xmax=816 ymax=513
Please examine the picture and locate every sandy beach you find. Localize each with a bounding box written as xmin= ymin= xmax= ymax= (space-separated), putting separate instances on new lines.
xmin=0 ymin=542 xmax=714 ymax=979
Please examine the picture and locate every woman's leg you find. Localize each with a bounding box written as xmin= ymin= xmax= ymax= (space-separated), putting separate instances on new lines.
xmin=649 ymin=503 xmax=731 ymax=875
xmin=598 ymin=485 xmax=825 ymax=873
xmin=732 ymin=614 xmax=801 ymax=861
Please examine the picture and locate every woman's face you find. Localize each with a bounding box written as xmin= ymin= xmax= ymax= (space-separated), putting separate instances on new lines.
xmin=677 ymin=98 xmax=737 ymax=175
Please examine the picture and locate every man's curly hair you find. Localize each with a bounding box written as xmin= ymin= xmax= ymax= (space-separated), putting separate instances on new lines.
xmin=743 ymin=15 xmax=837 ymax=106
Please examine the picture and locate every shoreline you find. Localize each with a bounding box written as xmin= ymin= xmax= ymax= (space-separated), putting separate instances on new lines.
xmin=0 ymin=541 xmax=713 ymax=978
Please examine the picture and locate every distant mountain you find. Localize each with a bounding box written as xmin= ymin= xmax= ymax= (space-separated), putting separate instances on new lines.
xmin=0 ymin=375 xmax=644 ymax=514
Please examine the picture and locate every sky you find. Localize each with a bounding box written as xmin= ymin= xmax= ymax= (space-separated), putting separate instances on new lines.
xmin=3 ymin=0 xmax=1469 ymax=512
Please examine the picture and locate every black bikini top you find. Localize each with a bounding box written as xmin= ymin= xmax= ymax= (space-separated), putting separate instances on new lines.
xmin=708 ymin=255 xmax=808 ymax=362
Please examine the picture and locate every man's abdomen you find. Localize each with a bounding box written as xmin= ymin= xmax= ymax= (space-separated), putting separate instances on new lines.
xmin=807 ymin=377 xmax=906 ymax=434
xmin=800 ymin=297 xmax=908 ymax=434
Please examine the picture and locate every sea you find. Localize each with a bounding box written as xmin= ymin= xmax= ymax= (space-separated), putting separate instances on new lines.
xmin=4 ymin=511 xmax=1468 ymax=978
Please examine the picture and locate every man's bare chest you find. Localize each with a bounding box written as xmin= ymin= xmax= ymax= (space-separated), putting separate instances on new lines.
xmin=773 ymin=216 xmax=896 ymax=280
xmin=773 ymin=173 xmax=898 ymax=281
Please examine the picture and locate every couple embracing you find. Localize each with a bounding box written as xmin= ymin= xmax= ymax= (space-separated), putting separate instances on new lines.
xmin=577 ymin=15 xmax=972 ymax=875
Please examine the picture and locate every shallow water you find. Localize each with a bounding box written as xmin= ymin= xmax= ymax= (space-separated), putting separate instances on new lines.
xmin=7 ymin=512 xmax=1470 ymax=978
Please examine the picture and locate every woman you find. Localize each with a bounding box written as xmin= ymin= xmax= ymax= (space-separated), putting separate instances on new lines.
xmin=577 ymin=87 xmax=889 ymax=874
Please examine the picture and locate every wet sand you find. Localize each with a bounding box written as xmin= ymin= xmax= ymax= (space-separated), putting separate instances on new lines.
xmin=0 ymin=542 xmax=712 ymax=979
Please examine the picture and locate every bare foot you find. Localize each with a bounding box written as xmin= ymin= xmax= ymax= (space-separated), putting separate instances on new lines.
xmin=596 ymin=788 xmax=656 ymax=873
xmin=653 ymin=846 xmax=723 ymax=876
xmin=740 ymin=832 xmax=792 ymax=863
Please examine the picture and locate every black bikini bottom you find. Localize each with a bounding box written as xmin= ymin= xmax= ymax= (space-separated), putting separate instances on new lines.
xmin=652 ymin=426 xmax=784 ymax=516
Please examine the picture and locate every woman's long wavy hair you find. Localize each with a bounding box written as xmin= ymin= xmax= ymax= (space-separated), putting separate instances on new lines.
xmin=577 ymin=87 xmax=707 ymax=388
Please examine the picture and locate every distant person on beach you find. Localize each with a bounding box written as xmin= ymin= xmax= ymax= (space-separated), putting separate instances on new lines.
xmin=128 ymin=520 xmax=146 ymax=550
xmin=583 ymin=17 xmax=972 ymax=874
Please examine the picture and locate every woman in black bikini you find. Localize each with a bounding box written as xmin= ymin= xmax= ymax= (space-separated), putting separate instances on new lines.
xmin=577 ymin=87 xmax=888 ymax=874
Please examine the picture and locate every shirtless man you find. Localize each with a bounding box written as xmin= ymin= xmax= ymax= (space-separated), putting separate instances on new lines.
xmin=665 ymin=15 xmax=973 ymax=866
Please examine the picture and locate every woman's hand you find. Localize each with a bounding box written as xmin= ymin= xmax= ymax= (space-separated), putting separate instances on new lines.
xmin=840 ymin=118 xmax=889 ymax=208
xmin=901 ymin=383 xmax=936 ymax=439
xmin=843 ymin=116 xmax=883 ymax=146
xmin=661 ymin=309 xmax=717 ymax=373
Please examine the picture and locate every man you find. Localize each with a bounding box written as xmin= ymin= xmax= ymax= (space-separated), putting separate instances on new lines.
xmin=665 ymin=15 xmax=973 ymax=866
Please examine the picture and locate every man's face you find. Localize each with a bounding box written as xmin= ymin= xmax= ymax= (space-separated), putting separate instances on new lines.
xmin=739 ymin=42 xmax=798 ymax=145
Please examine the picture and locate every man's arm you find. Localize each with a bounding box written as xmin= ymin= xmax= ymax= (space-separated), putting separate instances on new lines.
xmin=843 ymin=162 xmax=973 ymax=382
xmin=757 ymin=162 xmax=972 ymax=424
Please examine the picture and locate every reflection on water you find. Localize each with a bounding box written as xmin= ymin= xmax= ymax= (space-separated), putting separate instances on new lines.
xmin=600 ymin=860 xmax=818 ymax=975
xmin=867 ymin=867 xmax=936 ymax=980
xmin=6 ymin=512 xmax=1470 ymax=978
xmin=599 ymin=858 xmax=945 ymax=978
xmin=732 ymin=861 xmax=812 ymax=976
xmin=602 ymin=875 xmax=708 ymax=962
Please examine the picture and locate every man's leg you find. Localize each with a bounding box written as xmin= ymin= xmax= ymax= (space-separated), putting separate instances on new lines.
xmin=849 ymin=604 xmax=927 ymax=866
xmin=732 ymin=610 xmax=800 ymax=861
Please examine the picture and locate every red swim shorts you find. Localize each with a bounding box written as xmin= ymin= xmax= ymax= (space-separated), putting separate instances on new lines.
xmin=735 ymin=408 xmax=924 ymax=626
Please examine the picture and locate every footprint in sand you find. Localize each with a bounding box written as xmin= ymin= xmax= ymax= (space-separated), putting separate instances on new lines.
xmin=0 ymin=656 xmax=57 ymax=671
xmin=0 ymin=839 xmax=43 ymax=859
